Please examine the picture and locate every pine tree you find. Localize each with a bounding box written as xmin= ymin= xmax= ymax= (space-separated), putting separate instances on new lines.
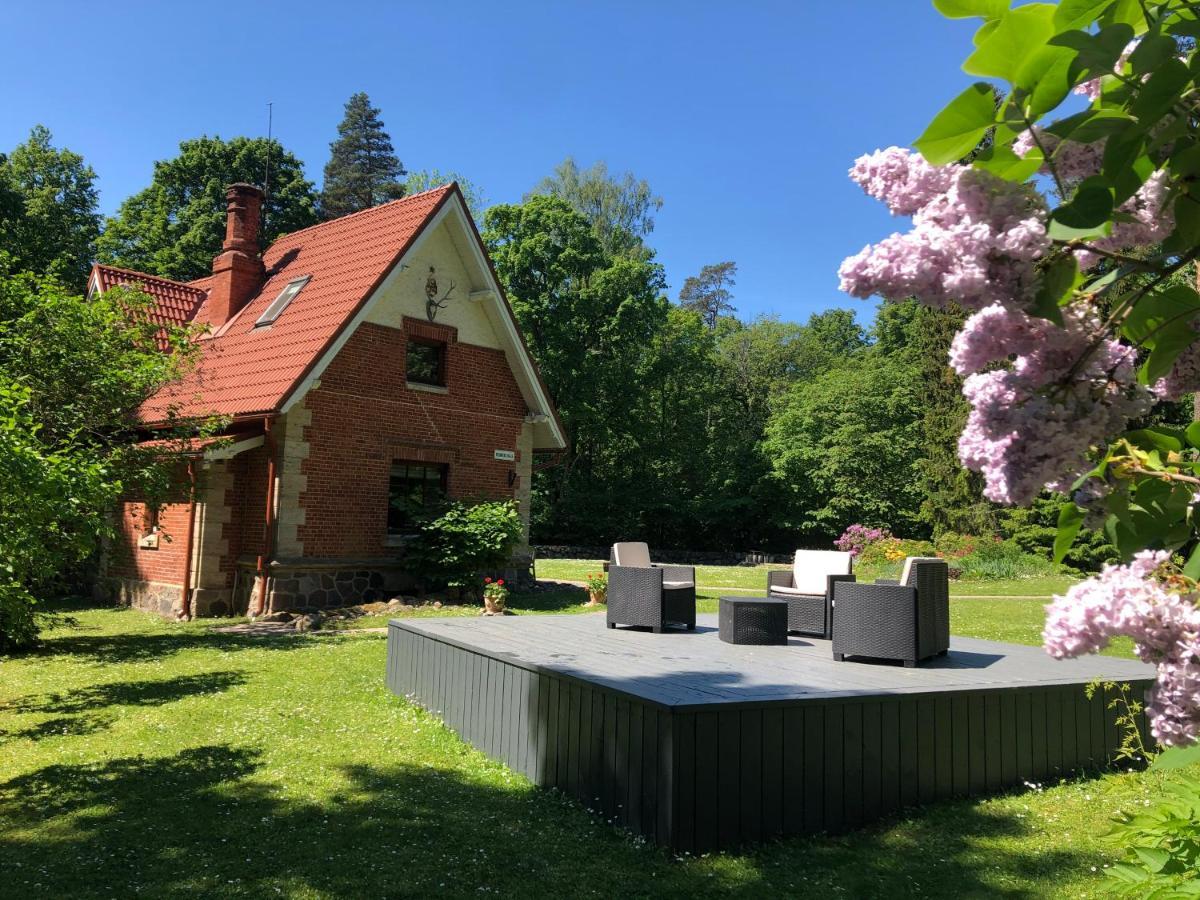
xmin=678 ymin=261 xmax=737 ymax=328
xmin=914 ymin=302 xmax=997 ymax=536
xmin=319 ymin=93 xmax=406 ymax=219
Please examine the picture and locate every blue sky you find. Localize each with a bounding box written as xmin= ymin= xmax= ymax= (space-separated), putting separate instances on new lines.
xmin=1 ymin=2 xmax=984 ymax=323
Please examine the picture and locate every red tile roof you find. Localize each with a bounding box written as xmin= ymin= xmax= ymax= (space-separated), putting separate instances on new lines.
xmin=92 ymin=264 xmax=208 ymax=331
xmin=134 ymin=184 xmax=456 ymax=422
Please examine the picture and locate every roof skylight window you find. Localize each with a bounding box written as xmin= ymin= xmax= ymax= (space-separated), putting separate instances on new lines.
xmin=255 ymin=276 xmax=310 ymax=326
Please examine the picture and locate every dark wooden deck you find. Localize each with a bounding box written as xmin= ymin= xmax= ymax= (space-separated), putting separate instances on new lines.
xmin=386 ymin=612 xmax=1155 ymax=851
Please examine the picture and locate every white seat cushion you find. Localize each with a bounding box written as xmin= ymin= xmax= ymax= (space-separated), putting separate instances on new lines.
xmin=769 ymin=584 xmax=820 ymax=597
xmin=792 ymin=550 xmax=853 ymax=595
xmin=900 ymin=556 xmax=942 ymax=586
xmin=612 ymin=541 xmax=652 ymax=568
xmin=662 ymin=580 xmax=694 ymax=589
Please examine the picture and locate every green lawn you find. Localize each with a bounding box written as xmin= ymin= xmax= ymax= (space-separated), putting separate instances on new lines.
xmin=0 ymin=590 xmax=1163 ymax=898
xmin=534 ymin=557 xmax=1079 ymax=598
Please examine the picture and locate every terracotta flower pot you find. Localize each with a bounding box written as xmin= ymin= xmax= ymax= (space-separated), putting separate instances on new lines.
xmin=484 ymin=595 xmax=505 ymax=614
xmin=587 ymin=589 xmax=607 ymax=606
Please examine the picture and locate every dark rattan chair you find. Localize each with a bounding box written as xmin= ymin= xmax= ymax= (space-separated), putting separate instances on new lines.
xmin=607 ymin=542 xmax=696 ymax=633
xmin=831 ymin=557 xmax=950 ymax=667
xmin=766 ymin=550 xmax=856 ymax=638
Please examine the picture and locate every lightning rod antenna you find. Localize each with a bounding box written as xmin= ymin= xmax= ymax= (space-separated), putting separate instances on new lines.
xmin=262 ymin=101 xmax=273 ymax=234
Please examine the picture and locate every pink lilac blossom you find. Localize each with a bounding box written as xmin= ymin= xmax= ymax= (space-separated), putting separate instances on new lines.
xmin=1074 ymin=169 xmax=1174 ymax=270
xmin=848 ymin=147 xmax=956 ymax=216
xmin=951 ymin=304 xmax=1153 ymax=504
xmin=1152 ymin=319 xmax=1200 ymax=401
xmin=1013 ymin=127 xmax=1105 ymax=184
xmin=1044 ymin=551 xmax=1200 ymax=745
xmin=839 ymin=149 xmax=1049 ymax=311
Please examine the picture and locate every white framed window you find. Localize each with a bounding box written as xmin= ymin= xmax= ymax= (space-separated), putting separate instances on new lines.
xmin=255 ymin=276 xmax=311 ymax=327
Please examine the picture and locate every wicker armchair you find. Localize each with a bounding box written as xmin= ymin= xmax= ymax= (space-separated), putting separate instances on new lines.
xmin=766 ymin=550 xmax=855 ymax=638
xmin=607 ymin=542 xmax=696 ymax=633
xmin=831 ymin=557 xmax=950 ymax=667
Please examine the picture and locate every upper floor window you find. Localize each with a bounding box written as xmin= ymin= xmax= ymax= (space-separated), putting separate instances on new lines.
xmin=406 ymin=338 xmax=446 ymax=387
xmin=255 ymin=276 xmax=310 ymax=327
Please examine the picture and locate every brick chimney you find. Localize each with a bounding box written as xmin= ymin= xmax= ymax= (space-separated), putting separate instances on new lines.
xmin=208 ymin=183 xmax=265 ymax=325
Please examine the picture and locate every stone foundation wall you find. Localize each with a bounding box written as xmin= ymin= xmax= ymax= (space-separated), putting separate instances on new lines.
xmin=105 ymin=577 xmax=185 ymax=619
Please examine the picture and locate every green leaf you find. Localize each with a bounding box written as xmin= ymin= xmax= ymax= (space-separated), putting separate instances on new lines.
xmin=1182 ymin=543 xmax=1200 ymax=580
xmin=1153 ymin=743 xmax=1200 ymax=770
xmin=1128 ymin=34 xmax=1180 ymax=76
xmin=1068 ymin=111 xmax=1134 ymax=144
xmin=1123 ymin=284 xmax=1200 ymax=382
xmin=1029 ymin=255 xmax=1076 ymax=324
xmin=933 ymin=0 xmax=1008 ymax=18
xmin=1053 ymin=0 xmax=1116 ymax=30
xmin=1186 ymin=420 xmax=1200 ymax=448
xmin=1047 ymin=218 xmax=1110 ymax=242
xmin=1125 ymin=427 xmax=1184 ymax=453
xmin=964 ymin=4 xmax=1056 ymax=84
xmin=1054 ymin=501 xmax=1085 ymax=563
xmin=1053 ymin=175 xmax=1114 ymax=229
xmin=915 ymin=82 xmax=1000 ymax=164
xmin=1130 ymin=58 xmax=1190 ymax=122
xmin=1170 ymin=193 xmax=1200 ymax=250
xmin=1050 ymin=24 xmax=1134 ymax=73
xmin=974 ymin=144 xmax=1043 ymax=181
xmin=1021 ymin=45 xmax=1079 ymax=116
xmin=1131 ymin=846 xmax=1171 ymax=874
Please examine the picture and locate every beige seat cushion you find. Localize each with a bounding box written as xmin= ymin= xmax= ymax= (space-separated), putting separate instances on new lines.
xmin=900 ymin=556 xmax=942 ymax=586
xmin=663 ymin=580 xmax=694 ymax=589
xmin=612 ymin=542 xmax=652 ymax=568
xmin=792 ymin=550 xmax=853 ymax=595
xmin=769 ymin=584 xmax=820 ymax=597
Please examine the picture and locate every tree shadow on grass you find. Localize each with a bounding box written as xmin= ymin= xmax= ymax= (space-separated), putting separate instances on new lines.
xmin=32 ymin=627 xmax=357 ymax=664
xmin=0 ymin=741 xmax=1102 ymax=898
xmin=0 ymin=671 xmax=248 ymax=741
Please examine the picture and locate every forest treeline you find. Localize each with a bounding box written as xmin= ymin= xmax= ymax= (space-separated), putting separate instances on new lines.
xmin=0 ymin=93 xmax=1082 ymax=554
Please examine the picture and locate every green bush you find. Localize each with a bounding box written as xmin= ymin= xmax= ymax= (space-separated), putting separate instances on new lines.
xmin=408 ymin=500 xmax=524 ymax=592
xmin=1000 ymin=495 xmax=1117 ymax=574
xmin=0 ymin=582 xmax=37 ymax=653
xmin=1105 ymin=746 xmax=1200 ymax=894
xmin=954 ymin=539 xmax=1059 ymax=580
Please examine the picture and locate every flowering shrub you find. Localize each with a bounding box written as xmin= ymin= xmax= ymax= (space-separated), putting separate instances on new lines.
xmin=1045 ymin=552 xmax=1200 ymax=746
xmin=844 ymin=1 xmax=1200 ymax=758
xmin=858 ymin=537 xmax=935 ymax=567
xmin=933 ymin=532 xmax=981 ymax=559
xmin=834 ymin=524 xmax=892 ymax=557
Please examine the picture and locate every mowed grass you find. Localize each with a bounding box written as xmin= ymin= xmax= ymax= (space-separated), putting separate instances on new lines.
xmin=0 ymin=587 xmax=1166 ymax=899
xmin=533 ymin=557 xmax=1079 ymax=598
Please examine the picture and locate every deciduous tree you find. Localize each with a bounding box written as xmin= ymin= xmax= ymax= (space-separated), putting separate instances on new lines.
xmin=96 ymin=136 xmax=317 ymax=282
xmin=529 ymin=158 xmax=662 ymax=258
xmin=0 ymin=126 xmax=100 ymax=285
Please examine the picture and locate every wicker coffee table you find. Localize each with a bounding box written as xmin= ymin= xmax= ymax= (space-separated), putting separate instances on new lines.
xmin=718 ymin=597 xmax=788 ymax=645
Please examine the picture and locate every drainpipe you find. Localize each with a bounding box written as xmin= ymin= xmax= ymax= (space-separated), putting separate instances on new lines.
xmin=255 ymin=416 xmax=278 ymax=617
xmin=179 ymin=459 xmax=198 ymax=620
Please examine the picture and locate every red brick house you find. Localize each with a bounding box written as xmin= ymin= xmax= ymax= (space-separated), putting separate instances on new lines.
xmin=94 ymin=182 xmax=565 ymax=618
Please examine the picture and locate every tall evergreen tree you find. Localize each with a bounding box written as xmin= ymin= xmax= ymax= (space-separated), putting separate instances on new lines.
xmin=0 ymin=126 xmax=100 ymax=285
xmin=319 ymin=92 xmax=406 ymax=219
xmin=678 ymin=261 xmax=737 ymax=328
xmin=913 ymin=302 xmax=997 ymax=536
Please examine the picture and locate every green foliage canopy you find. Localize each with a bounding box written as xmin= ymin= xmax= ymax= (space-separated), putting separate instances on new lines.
xmin=96 ymin=136 xmax=318 ymax=282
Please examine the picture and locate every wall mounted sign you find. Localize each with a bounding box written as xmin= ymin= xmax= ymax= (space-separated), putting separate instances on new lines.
xmin=494 ymin=449 xmax=516 ymax=462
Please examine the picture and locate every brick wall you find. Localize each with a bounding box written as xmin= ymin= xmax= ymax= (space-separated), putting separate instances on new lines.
xmin=296 ymin=320 xmax=528 ymax=558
